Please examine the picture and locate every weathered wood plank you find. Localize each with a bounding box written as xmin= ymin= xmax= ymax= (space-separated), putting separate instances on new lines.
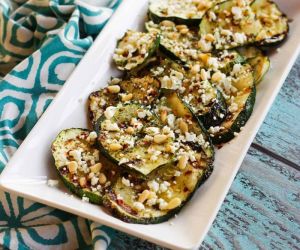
xmin=254 ymin=56 xmax=300 ymax=166
xmin=106 ymin=148 xmax=300 ymax=250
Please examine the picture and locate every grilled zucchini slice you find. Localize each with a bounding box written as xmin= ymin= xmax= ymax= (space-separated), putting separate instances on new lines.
xmin=209 ymin=63 xmax=256 ymax=144
xmin=237 ymin=46 xmax=270 ymax=84
xmin=148 ymin=0 xmax=219 ymax=26
xmin=199 ymin=0 xmax=262 ymax=50
xmin=51 ymin=128 xmax=117 ymax=204
xmin=145 ymin=20 xmax=201 ymax=66
xmin=199 ymin=0 xmax=288 ymax=50
xmin=113 ymin=30 xmax=160 ymax=71
xmin=103 ymin=91 xmax=214 ymax=224
xmin=252 ymin=0 xmax=289 ymax=46
xmin=96 ymin=103 xmax=175 ymax=176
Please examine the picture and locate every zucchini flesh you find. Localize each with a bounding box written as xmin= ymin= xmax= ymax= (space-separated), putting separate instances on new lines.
xmin=51 ymin=128 xmax=117 ymax=204
xmin=97 ymin=103 xmax=175 ymax=176
xmin=199 ymin=0 xmax=288 ymax=50
xmin=113 ymin=30 xmax=159 ymax=71
xmin=199 ymin=0 xmax=262 ymax=50
xmin=148 ymin=0 xmax=220 ymax=26
xmin=103 ymin=91 xmax=214 ymax=224
xmin=252 ymin=0 xmax=289 ymax=46
xmin=119 ymin=75 xmax=161 ymax=105
xmin=237 ymin=46 xmax=270 ymax=84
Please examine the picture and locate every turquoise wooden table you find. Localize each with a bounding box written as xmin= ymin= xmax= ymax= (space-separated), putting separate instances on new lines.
xmin=106 ymin=56 xmax=300 ymax=249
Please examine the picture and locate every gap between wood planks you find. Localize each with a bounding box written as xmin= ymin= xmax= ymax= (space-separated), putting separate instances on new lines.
xmin=251 ymin=143 xmax=300 ymax=171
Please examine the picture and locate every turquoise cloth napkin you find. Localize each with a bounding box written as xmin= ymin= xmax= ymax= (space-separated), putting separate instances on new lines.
xmin=0 ymin=0 xmax=131 ymax=249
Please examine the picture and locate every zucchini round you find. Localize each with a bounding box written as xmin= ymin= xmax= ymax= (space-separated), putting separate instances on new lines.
xmin=51 ymin=128 xmax=117 ymax=204
xmin=148 ymin=0 xmax=217 ymax=26
xmin=103 ymin=91 xmax=214 ymax=224
xmin=113 ymin=30 xmax=160 ymax=71
xmin=96 ymin=103 xmax=175 ymax=176
xmin=251 ymin=0 xmax=289 ymax=47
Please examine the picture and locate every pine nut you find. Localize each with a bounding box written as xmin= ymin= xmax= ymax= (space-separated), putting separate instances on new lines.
xmin=154 ymin=134 xmax=168 ymax=144
xmin=125 ymin=126 xmax=135 ymax=134
xmin=138 ymin=190 xmax=150 ymax=203
xmin=178 ymin=155 xmax=189 ymax=170
xmin=121 ymin=93 xmax=133 ymax=102
xmin=166 ymin=197 xmax=182 ymax=210
xmin=165 ymin=144 xmax=172 ymax=153
xmin=212 ymin=71 xmax=224 ymax=83
xmin=205 ymin=34 xmax=215 ymax=42
xmin=200 ymin=68 xmax=208 ymax=81
xmin=67 ymin=161 xmax=78 ymax=173
xmin=198 ymin=53 xmax=209 ymax=64
xmin=160 ymin=110 xmax=168 ymax=124
xmin=109 ymin=143 xmax=123 ymax=151
xmin=107 ymin=85 xmax=120 ymax=94
xmin=179 ymin=120 xmax=189 ymax=134
xmin=99 ymin=173 xmax=107 ymax=184
xmin=90 ymin=163 xmax=102 ymax=173
xmin=161 ymin=20 xmax=175 ymax=27
xmin=88 ymin=172 xmax=95 ymax=179
xmin=191 ymin=64 xmax=200 ymax=75
xmin=79 ymin=177 xmax=87 ymax=187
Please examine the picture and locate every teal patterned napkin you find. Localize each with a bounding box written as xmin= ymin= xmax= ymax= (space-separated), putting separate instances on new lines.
xmin=0 ymin=0 xmax=125 ymax=249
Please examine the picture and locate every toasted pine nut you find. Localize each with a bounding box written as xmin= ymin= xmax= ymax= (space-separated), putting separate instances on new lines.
xmin=88 ymin=172 xmax=95 ymax=179
xmin=212 ymin=71 xmax=224 ymax=83
xmin=200 ymin=68 xmax=208 ymax=81
xmin=166 ymin=197 xmax=182 ymax=210
xmin=198 ymin=53 xmax=210 ymax=64
xmin=90 ymin=163 xmax=102 ymax=173
xmin=67 ymin=161 xmax=78 ymax=173
xmin=125 ymin=126 xmax=135 ymax=134
xmin=179 ymin=120 xmax=189 ymax=134
xmin=99 ymin=173 xmax=107 ymax=184
xmin=138 ymin=190 xmax=150 ymax=203
xmin=79 ymin=177 xmax=87 ymax=187
xmin=165 ymin=144 xmax=172 ymax=153
xmin=178 ymin=155 xmax=189 ymax=170
xmin=109 ymin=143 xmax=123 ymax=151
xmin=121 ymin=93 xmax=133 ymax=102
xmin=180 ymin=28 xmax=189 ymax=35
xmin=160 ymin=110 xmax=168 ymax=124
xmin=161 ymin=20 xmax=175 ymax=27
xmin=237 ymin=0 xmax=245 ymax=7
xmin=191 ymin=64 xmax=200 ymax=75
xmin=205 ymin=34 xmax=215 ymax=42
xmin=154 ymin=134 xmax=168 ymax=144
xmin=107 ymin=85 xmax=120 ymax=94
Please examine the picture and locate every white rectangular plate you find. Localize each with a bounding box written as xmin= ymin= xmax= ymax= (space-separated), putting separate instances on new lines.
xmin=1 ymin=0 xmax=300 ymax=249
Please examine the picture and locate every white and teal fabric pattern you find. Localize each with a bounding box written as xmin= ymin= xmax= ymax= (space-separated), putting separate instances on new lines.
xmin=0 ymin=0 xmax=123 ymax=249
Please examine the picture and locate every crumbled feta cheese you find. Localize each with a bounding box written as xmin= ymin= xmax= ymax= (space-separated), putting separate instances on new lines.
xmin=146 ymin=197 xmax=157 ymax=206
xmin=47 ymin=179 xmax=59 ymax=187
xmin=167 ymin=114 xmax=175 ymax=128
xmin=159 ymin=181 xmax=170 ymax=193
xmin=138 ymin=110 xmax=147 ymax=118
xmin=82 ymin=196 xmax=89 ymax=203
xmin=104 ymin=106 xmax=117 ymax=119
xmin=122 ymin=177 xmax=131 ymax=187
xmin=185 ymin=132 xmax=197 ymax=142
xmin=145 ymin=127 xmax=160 ymax=135
xmin=158 ymin=198 xmax=168 ymax=210
xmin=231 ymin=7 xmax=243 ymax=20
xmin=148 ymin=180 xmax=159 ymax=193
xmin=69 ymin=149 xmax=82 ymax=162
xmin=87 ymin=131 xmax=97 ymax=141
xmin=233 ymin=32 xmax=247 ymax=44
xmin=91 ymin=176 xmax=99 ymax=186
xmin=133 ymin=202 xmax=145 ymax=211
xmin=174 ymin=170 xmax=181 ymax=177
xmin=232 ymin=64 xmax=242 ymax=75
xmin=208 ymin=57 xmax=219 ymax=69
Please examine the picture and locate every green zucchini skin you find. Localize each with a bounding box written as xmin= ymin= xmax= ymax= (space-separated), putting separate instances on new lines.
xmin=212 ymin=86 xmax=256 ymax=144
xmin=51 ymin=128 xmax=117 ymax=204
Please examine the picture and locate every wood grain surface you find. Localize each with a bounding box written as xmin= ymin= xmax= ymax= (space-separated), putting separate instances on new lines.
xmin=107 ymin=56 xmax=300 ymax=250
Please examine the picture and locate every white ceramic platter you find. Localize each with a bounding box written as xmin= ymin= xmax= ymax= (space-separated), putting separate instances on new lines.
xmin=1 ymin=0 xmax=300 ymax=249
